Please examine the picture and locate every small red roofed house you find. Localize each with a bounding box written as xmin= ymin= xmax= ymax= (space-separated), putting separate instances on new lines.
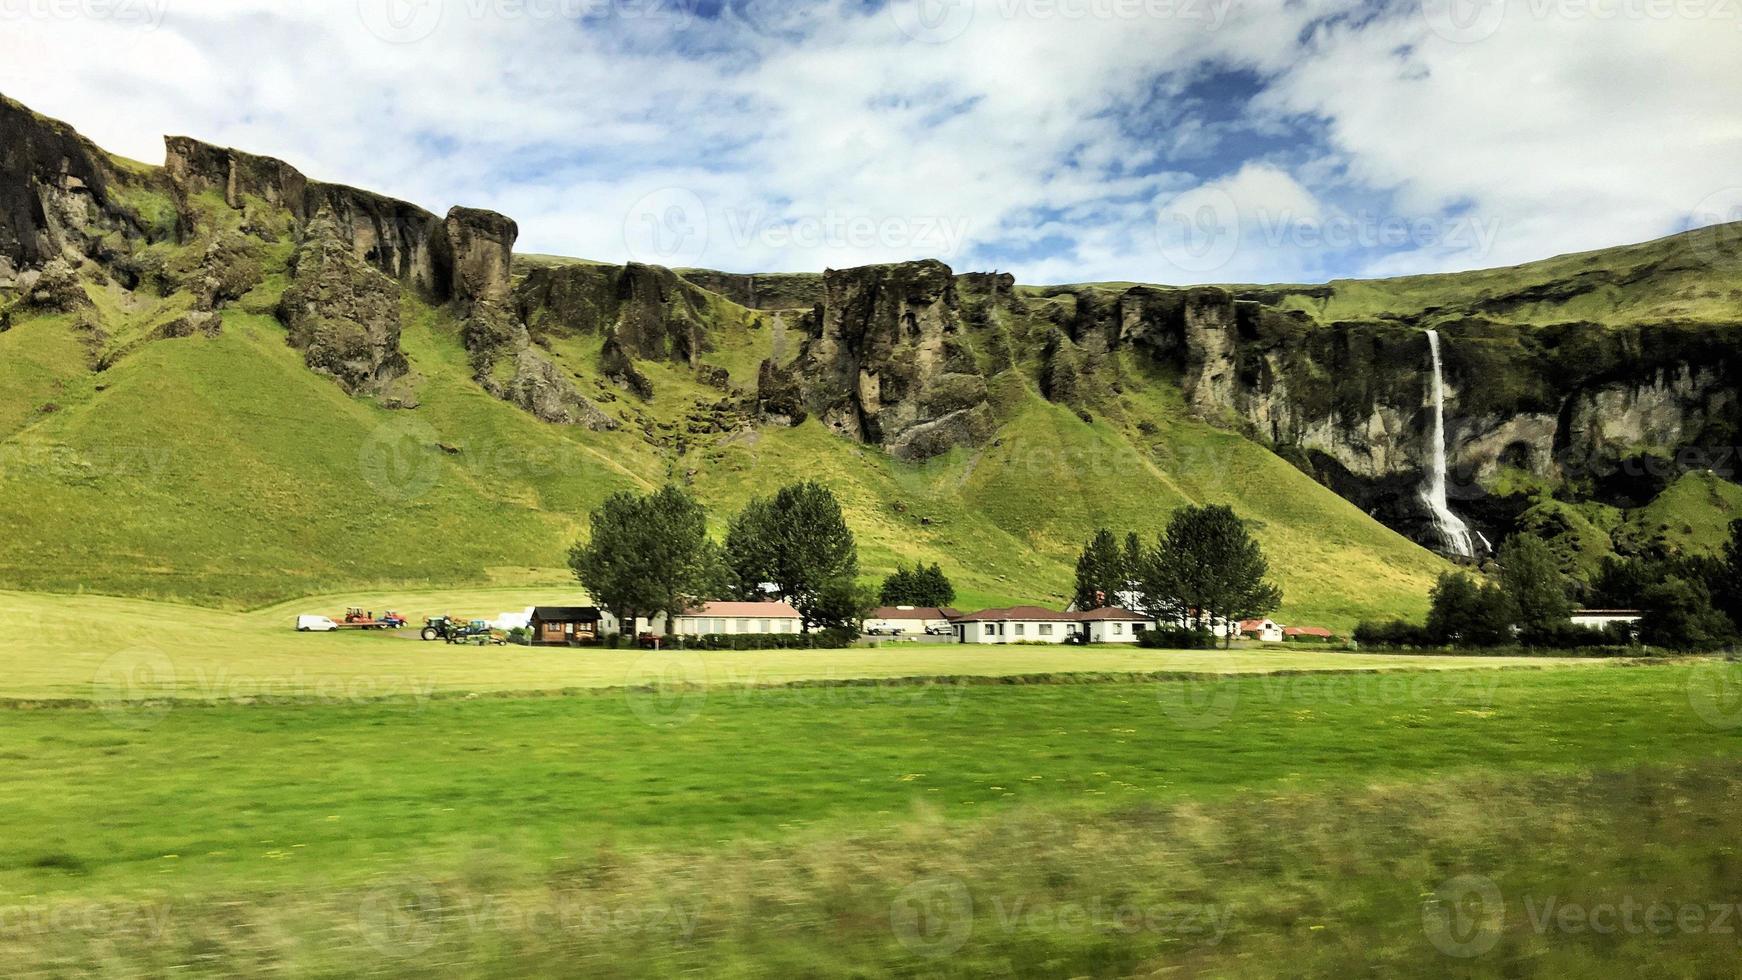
xmin=1283 ymin=625 xmax=1335 ymax=642
xmin=1237 ymin=618 xmax=1284 ymax=643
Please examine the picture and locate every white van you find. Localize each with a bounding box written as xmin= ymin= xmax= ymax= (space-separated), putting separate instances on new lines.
xmin=296 ymin=615 xmax=338 ymax=632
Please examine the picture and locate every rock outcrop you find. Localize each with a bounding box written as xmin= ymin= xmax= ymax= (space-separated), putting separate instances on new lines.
xmin=276 ymin=208 xmax=409 ymax=395
xmin=675 ymin=269 xmax=824 ymax=311
xmin=773 ymin=260 xmax=995 ymax=461
xmin=517 ymin=261 xmax=715 ymax=364
xmin=0 ymin=94 xmax=147 ymax=283
xmin=439 ymin=206 xmax=517 ymax=305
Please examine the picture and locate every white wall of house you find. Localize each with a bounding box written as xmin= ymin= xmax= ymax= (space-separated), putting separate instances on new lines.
xmin=864 ymin=615 xmax=947 ymax=634
xmin=1571 ymin=611 xmax=1641 ymax=629
xmin=957 ymin=620 xmax=1075 ymax=644
xmin=1081 ymin=620 xmax=1145 ymax=643
xmin=602 ymin=613 xmax=802 ymax=635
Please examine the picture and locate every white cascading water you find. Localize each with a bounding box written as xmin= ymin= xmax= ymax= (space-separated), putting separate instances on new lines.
xmin=1421 ymin=329 xmax=1475 ymax=558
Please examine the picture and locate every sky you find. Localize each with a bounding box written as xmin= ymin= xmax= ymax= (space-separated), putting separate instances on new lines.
xmin=1 ymin=0 xmax=1739 ymax=285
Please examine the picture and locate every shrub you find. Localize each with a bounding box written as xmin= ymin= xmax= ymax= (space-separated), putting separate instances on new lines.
xmin=1353 ymin=619 xmax=1435 ymax=648
xmin=1137 ymin=627 xmax=1216 ymax=649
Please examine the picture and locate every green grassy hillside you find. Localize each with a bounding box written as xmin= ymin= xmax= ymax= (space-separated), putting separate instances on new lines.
xmin=1231 ymin=221 xmax=1742 ymax=327
xmin=0 ymin=286 xmax=1447 ymax=626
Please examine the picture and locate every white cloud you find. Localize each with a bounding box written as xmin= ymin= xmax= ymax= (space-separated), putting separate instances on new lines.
xmin=1 ymin=0 xmax=1734 ymax=284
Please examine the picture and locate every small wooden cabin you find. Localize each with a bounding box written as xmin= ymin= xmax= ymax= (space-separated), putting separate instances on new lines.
xmin=530 ymin=606 xmax=602 ymax=646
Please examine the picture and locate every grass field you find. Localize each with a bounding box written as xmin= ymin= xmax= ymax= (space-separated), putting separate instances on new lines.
xmin=2 ymin=659 xmax=1741 ymax=976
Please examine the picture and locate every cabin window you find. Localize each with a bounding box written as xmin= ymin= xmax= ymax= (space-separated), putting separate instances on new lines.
xmin=1113 ymin=623 xmax=1123 ymax=635
xmin=1038 ymin=624 xmax=1052 ymax=636
xmin=1014 ymin=623 xmax=1026 ymax=636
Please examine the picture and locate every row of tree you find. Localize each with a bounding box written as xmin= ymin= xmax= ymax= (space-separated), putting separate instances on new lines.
xmin=568 ymin=481 xmax=873 ymax=637
xmin=1362 ymin=521 xmax=1742 ymax=651
xmin=1072 ymin=504 xmax=1283 ymax=648
xmin=878 ymin=562 xmax=956 ymax=608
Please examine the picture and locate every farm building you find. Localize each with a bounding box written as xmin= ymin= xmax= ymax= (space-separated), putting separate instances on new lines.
xmin=953 ymin=606 xmax=1078 ymax=644
xmin=1235 ymin=618 xmax=1284 ymax=643
xmin=864 ymin=606 xmax=959 ymax=635
xmin=530 ymin=606 xmax=603 ymax=646
xmin=1283 ymin=625 xmax=1334 ymax=642
xmin=607 ymin=601 xmax=805 ymax=637
xmin=1571 ymin=609 xmax=1642 ymax=629
xmin=1070 ymin=607 xmax=1151 ymax=643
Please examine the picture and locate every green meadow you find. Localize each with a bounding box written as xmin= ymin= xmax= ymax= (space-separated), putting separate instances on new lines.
xmin=2 ymin=660 xmax=1740 ymax=975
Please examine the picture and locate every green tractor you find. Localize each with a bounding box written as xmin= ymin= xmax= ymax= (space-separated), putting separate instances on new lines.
xmin=421 ymin=616 xmax=498 ymax=644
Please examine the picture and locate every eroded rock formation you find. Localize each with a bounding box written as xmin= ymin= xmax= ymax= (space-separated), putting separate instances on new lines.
xmin=276 ymin=208 xmax=409 ymax=396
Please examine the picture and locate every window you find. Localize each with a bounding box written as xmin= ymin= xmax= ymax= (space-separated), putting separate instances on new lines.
xmin=1014 ymin=623 xmax=1026 ymax=636
xmin=1133 ymin=623 xmax=1146 ymax=632
xmin=758 ymin=619 xmax=770 ymax=633
xmin=1114 ymin=623 xmax=1123 ymax=635
xmin=1038 ymin=624 xmax=1052 ymax=636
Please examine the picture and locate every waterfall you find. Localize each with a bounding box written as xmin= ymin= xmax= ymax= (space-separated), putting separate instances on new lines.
xmin=1422 ymin=329 xmax=1475 ymax=558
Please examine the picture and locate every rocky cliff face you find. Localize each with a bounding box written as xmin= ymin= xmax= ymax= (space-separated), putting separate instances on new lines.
xmin=0 ymin=94 xmax=147 ymax=285
xmin=771 ymin=260 xmax=995 ymax=461
xmin=517 ymin=261 xmax=716 ymax=364
xmin=1108 ymin=283 xmax=1742 ymax=550
xmin=276 ymin=208 xmax=409 ymax=397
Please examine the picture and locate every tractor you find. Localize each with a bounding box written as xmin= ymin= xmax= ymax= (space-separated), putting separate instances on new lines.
xmin=421 ymin=616 xmax=496 ymax=643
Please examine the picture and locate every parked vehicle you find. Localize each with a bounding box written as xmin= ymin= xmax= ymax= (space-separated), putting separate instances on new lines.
xmin=422 ymin=616 xmax=496 ymax=643
xmin=337 ymin=608 xmax=406 ymax=629
xmin=925 ymin=624 xmax=954 ymax=636
xmin=866 ymin=626 xmax=905 ymax=636
xmin=296 ymin=615 xmax=338 ymax=632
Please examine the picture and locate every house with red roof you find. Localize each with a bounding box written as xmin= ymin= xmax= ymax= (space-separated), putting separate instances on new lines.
xmin=1070 ymin=607 xmax=1151 ymax=644
xmin=610 ymin=600 xmax=804 ymax=637
xmin=1283 ymin=625 xmax=1335 ymax=642
xmin=1236 ymin=618 xmax=1284 ymax=643
xmin=863 ymin=605 xmax=960 ymax=636
xmin=952 ymin=606 xmax=1154 ymax=644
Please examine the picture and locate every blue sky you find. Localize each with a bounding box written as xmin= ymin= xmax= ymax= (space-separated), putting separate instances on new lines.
xmin=2 ymin=0 xmax=1738 ymax=284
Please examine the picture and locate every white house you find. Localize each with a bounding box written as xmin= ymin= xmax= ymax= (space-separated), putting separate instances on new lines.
xmin=1070 ymin=607 xmax=1151 ymax=643
xmin=604 ymin=601 xmax=805 ymax=637
xmin=863 ymin=606 xmax=959 ymax=636
xmin=1234 ymin=618 xmax=1284 ymax=643
xmin=953 ymin=606 xmax=1079 ymax=644
xmin=1571 ymin=609 xmax=1642 ymax=630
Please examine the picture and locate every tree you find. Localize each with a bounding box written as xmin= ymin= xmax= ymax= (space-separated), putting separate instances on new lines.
xmin=1425 ymin=572 xmax=1481 ymax=646
xmin=812 ymin=576 xmax=877 ymax=633
xmin=880 ymin=562 xmax=955 ymax=608
xmin=569 ymin=490 xmax=657 ymax=637
xmin=569 ymin=484 xmax=716 ymax=637
xmin=1639 ymin=576 xmax=1736 ymax=651
xmin=1073 ymin=528 xmax=1125 ymax=610
xmin=1720 ymin=518 xmax=1742 ymax=632
xmin=725 ymin=480 xmax=860 ymax=632
xmin=1499 ymin=534 xmax=1571 ymax=643
xmin=1152 ymin=505 xmax=1282 ymax=648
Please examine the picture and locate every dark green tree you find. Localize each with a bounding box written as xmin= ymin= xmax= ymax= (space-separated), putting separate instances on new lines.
xmin=1153 ymin=505 xmax=1282 ymax=648
xmin=569 ymin=484 xmax=715 ymax=637
xmin=1467 ymin=583 xmax=1520 ymax=648
xmin=1425 ymin=572 xmax=1481 ymax=645
xmin=1499 ymin=534 xmax=1572 ymax=643
xmin=1073 ymin=528 xmax=1125 ymax=610
xmin=812 ymin=576 xmax=878 ymax=633
xmin=881 ymin=562 xmax=955 ymax=608
xmin=725 ymin=480 xmax=860 ymax=632
xmin=1720 ymin=518 xmax=1742 ymax=632
xmin=1639 ymin=576 xmax=1735 ymax=651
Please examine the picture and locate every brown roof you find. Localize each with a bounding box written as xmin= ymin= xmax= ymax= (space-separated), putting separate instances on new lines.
xmin=1283 ymin=626 xmax=1334 ymax=637
xmin=682 ymin=601 xmax=802 ymax=619
xmin=953 ymin=605 xmax=1076 ymax=623
xmin=1068 ymin=607 xmax=1150 ymax=622
xmin=867 ymin=606 xmax=952 ymax=621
